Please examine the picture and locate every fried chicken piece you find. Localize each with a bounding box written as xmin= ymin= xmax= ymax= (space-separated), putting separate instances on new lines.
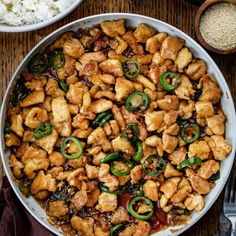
xmin=99 ymin=59 xmax=124 ymax=77
xmin=9 ymin=154 xmax=24 ymax=178
xmin=186 ymin=169 xmax=210 ymax=195
xmin=111 ymin=207 xmax=130 ymax=224
xmin=98 ymin=164 xmax=119 ymax=191
xmin=157 ymin=95 xmax=180 ymax=111
xmin=146 ymin=32 xmax=167 ymax=53
xmin=134 ymin=221 xmax=151 ymax=236
xmin=198 ymin=74 xmax=221 ymax=104
xmin=122 ymin=31 xmax=144 ymax=55
xmin=198 ymin=160 xmax=220 ymax=180
xmin=31 ymin=170 xmax=57 ymax=197
xmin=161 ymin=36 xmax=185 ymax=60
xmin=96 ymin=192 xmax=118 ymax=212
xmin=71 ymin=216 xmax=95 ymax=236
xmin=45 ymin=79 xmax=65 ymax=98
xmin=51 ymin=96 xmax=71 ymax=123
xmin=91 ymin=98 xmax=113 ymax=113
xmin=24 ymin=107 xmax=48 ymax=129
xmin=111 ymin=136 xmax=135 ymax=154
xmin=143 ymin=180 xmax=159 ymax=201
xmin=85 ymin=164 xmax=99 ymax=179
xmin=35 ymin=129 xmax=58 ymax=154
xmin=195 ymin=101 xmax=214 ymax=118
xmin=20 ymin=91 xmax=45 ymax=107
xmin=130 ymin=165 xmax=144 ymax=184
xmin=168 ymin=147 xmax=187 ymax=165
xmin=179 ymin=100 xmax=195 ymax=120
xmin=86 ymin=189 xmax=101 ymax=207
xmin=133 ymin=23 xmax=155 ymax=43
xmin=112 ymin=36 xmax=128 ymax=54
xmin=70 ymin=190 xmax=88 ymax=211
xmin=175 ymin=75 xmax=194 ymax=100
xmin=164 ymin=163 xmax=183 ymax=178
xmin=11 ymin=114 xmax=24 ymax=137
xmin=206 ymin=114 xmax=225 ymax=135
xmin=66 ymin=82 xmax=85 ymax=107
xmin=204 ymin=135 xmax=232 ymax=160
xmin=162 ymin=134 xmax=178 ymax=154
xmin=188 ymin=140 xmax=211 ymax=160
xmin=160 ymin=177 xmax=181 ymax=199
xmin=144 ymin=111 xmax=165 ymax=131
xmin=101 ymin=19 xmax=126 ymax=37
xmin=47 ymin=201 xmax=69 ymax=218
xmin=5 ymin=132 xmax=21 ymax=147
xmin=185 ymin=59 xmax=206 ymax=80
xmin=63 ymin=38 xmax=84 ymax=59
xmin=175 ymin=47 xmax=192 ymax=72
xmin=184 ymin=194 xmax=205 ymax=212
xmin=87 ymin=127 xmax=112 ymax=151
xmin=22 ymin=146 xmax=49 ymax=179
xmin=115 ymin=77 xmax=134 ymax=102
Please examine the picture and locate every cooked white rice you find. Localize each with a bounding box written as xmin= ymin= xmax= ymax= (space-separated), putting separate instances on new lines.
xmin=0 ymin=0 xmax=76 ymax=26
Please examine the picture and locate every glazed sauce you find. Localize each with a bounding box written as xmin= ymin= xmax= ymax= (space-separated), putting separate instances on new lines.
xmin=150 ymin=207 xmax=168 ymax=232
xmin=118 ymin=193 xmax=132 ymax=208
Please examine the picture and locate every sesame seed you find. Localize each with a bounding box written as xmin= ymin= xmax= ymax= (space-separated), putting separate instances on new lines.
xmin=199 ymin=3 xmax=236 ymax=50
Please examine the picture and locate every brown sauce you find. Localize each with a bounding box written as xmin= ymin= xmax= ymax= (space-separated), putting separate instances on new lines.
xmin=118 ymin=193 xmax=132 ymax=208
xmin=150 ymin=207 xmax=168 ymax=232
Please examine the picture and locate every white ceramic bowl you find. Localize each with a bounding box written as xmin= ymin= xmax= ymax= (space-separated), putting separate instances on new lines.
xmin=0 ymin=0 xmax=83 ymax=32
xmin=0 ymin=13 xmax=235 ymax=236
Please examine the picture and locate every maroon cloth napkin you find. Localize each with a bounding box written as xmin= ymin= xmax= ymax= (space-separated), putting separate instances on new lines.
xmin=0 ymin=177 xmax=54 ymax=236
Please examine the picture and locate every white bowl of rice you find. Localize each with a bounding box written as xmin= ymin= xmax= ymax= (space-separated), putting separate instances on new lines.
xmin=0 ymin=0 xmax=83 ymax=32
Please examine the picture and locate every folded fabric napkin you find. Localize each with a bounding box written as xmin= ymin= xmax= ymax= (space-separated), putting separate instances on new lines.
xmin=0 ymin=177 xmax=54 ymax=236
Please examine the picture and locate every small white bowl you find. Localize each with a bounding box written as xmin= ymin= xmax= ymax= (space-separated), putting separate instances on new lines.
xmin=0 ymin=0 xmax=83 ymax=33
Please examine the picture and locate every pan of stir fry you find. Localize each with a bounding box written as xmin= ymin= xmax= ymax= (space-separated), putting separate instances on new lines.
xmin=0 ymin=13 xmax=235 ymax=236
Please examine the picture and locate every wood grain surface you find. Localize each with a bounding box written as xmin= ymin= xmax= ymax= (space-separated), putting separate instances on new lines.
xmin=0 ymin=0 xmax=235 ymax=235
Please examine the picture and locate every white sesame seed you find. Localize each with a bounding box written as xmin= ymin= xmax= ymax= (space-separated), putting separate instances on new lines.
xmin=199 ymin=3 xmax=236 ymax=50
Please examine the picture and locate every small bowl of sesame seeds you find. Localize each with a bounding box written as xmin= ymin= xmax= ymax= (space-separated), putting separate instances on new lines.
xmin=195 ymin=0 xmax=236 ymax=54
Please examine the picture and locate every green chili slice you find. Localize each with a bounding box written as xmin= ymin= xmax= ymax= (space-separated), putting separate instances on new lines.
xmin=191 ymin=81 xmax=202 ymax=100
xmin=125 ymin=91 xmax=151 ymax=112
xmin=133 ymin=140 xmax=143 ymax=162
xmin=209 ymin=171 xmax=220 ymax=181
xmin=58 ymin=79 xmax=69 ymax=93
xmin=160 ymin=71 xmax=180 ymax=92
xmin=180 ymin=123 xmax=200 ymax=144
xmin=122 ymin=59 xmax=141 ymax=80
xmin=110 ymin=159 xmax=134 ymax=176
xmin=125 ymin=181 xmax=144 ymax=196
xmin=4 ymin=125 xmax=11 ymax=134
xmin=100 ymin=152 xmax=121 ymax=164
xmin=18 ymin=180 xmax=31 ymax=198
xmin=177 ymin=157 xmax=202 ymax=170
xmin=110 ymin=224 xmax=125 ymax=236
xmin=33 ymin=121 xmax=52 ymax=139
xmin=99 ymin=183 xmax=126 ymax=195
xmin=51 ymin=184 xmax=73 ymax=201
xmin=11 ymin=76 xmax=30 ymax=106
xmin=120 ymin=130 xmax=128 ymax=139
xmin=51 ymin=50 xmax=65 ymax=70
xmin=127 ymin=122 xmax=139 ymax=142
xmin=128 ymin=196 xmax=154 ymax=220
xmin=142 ymin=154 xmax=166 ymax=177
xmin=28 ymin=54 xmax=49 ymax=73
xmin=170 ymin=207 xmax=191 ymax=216
xmin=60 ymin=137 xmax=83 ymax=159
xmin=92 ymin=111 xmax=112 ymax=128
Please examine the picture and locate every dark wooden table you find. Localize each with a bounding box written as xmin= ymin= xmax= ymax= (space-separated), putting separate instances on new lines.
xmin=0 ymin=0 xmax=235 ymax=235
